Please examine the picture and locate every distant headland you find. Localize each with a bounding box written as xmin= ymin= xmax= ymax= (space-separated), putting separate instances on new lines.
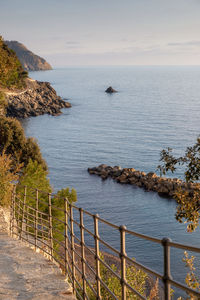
xmin=5 ymin=40 xmax=52 ymax=71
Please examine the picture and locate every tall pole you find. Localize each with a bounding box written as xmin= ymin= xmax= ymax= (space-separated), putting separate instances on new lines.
xmin=35 ymin=189 xmax=39 ymax=250
xmin=162 ymin=238 xmax=172 ymax=300
xmin=20 ymin=186 xmax=26 ymax=240
xmin=64 ymin=198 xmax=69 ymax=275
xmin=48 ymin=193 xmax=53 ymax=258
xmin=94 ymin=214 xmax=101 ymax=299
xmin=80 ymin=208 xmax=86 ymax=299
xmin=70 ymin=204 xmax=76 ymax=292
xmin=120 ymin=225 xmax=127 ymax=300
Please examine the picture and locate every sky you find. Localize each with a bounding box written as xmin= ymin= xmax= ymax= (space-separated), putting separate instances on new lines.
xmin=1 ymin=0 xmax=200 ymax=66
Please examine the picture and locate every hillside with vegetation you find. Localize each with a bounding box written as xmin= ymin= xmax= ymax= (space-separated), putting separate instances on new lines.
xmin=0 ymin=37 xmax=70 ymax=118
xmin=0 ymin=36 xmax=28 ymax=90
xmin=5 ymin=40 xmax=52 ymax=71
xmin=0 ymin=35 xmax=76 ymax=209
xmin=0 ymin=37 xmax=76 ymax=280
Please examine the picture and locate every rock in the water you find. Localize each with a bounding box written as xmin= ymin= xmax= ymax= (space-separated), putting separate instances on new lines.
xmin=105 ymin=86 xmax=117 ymax=93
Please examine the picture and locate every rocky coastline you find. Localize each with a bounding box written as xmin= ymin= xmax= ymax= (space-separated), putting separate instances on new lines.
xmin=5 ymin=78 xmax=71 ymax=118
xmin=88 ymin=164 xmax=199 ymax=198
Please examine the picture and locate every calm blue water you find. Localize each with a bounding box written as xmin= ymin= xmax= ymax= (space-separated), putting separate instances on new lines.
xmin=23 ymin=66 xmax=200 ymax=290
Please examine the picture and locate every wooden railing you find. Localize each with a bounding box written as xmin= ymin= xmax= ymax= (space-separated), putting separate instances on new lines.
xmin=10 ymin=185 xmax=200 ymax=300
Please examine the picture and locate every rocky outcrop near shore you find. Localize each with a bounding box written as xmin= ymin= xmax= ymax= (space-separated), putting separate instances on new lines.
xmin=5 ymin=78 xmax=71 ymax=118
xmin=88 ymin=164 xmax=199 ymax=198
xmin=105 ymin=86 xmax=117 ymax=93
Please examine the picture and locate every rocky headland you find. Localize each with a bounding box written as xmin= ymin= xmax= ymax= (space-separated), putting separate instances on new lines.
xmin=0 ymin=38 xmax=70 ymax=119
xmin=88 ymin=164 xmax=199 ymax=198
xmin=5 ymin=40 xmax=52 ymax=71
xmin=5 ymin=78 xmax=71 ymax=118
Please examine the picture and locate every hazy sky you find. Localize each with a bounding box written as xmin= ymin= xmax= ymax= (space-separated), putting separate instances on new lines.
xmin=1 ymin=0 xmax=200 ymax=66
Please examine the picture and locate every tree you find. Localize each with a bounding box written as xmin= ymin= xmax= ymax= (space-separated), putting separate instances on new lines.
xmin=0 ymin=36 xmax=28 ymax=89
xmin=158 ymin=137 xmax=200 ymax=231
xmin=16 ymin=159 xmax=51 ymax=209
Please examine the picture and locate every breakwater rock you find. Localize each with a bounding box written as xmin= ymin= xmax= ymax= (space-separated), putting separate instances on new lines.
xmin=6 ymin=78 xmax=71 ymax=118
xmin=88 ymin=164 xmax=199 ymax=198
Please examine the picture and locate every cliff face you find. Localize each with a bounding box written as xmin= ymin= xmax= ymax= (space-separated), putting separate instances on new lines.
xmin=5 ymin=41 xmax=52 ymax=71
xmin=6 ymin=78 xmax=71 ymax=118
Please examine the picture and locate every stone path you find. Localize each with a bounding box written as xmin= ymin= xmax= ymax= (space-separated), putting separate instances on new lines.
xmin=0 ymin=208 xmax=76 ymax=300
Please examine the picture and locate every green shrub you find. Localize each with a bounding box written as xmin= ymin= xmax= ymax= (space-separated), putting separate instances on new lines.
xmin=51 ymin=188 xmax=77 ymax=252
xmin=0 ymin=151 xmax=21 ymax=206
xmin=16 ymin=165 xmax=77 ymax=246
xmin=0 ymin=116 xmax=47 ymax=170
xmin=86 ymin=254 xmax=147 ymax=300
xmin=0 ymin=91 xmax=7 ymax=114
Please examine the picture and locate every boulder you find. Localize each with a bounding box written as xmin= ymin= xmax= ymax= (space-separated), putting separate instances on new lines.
xmin=110 ymin=170 xmax=122 ymax=177
xmin=105 ymin=86 xmax=117 ymax=93
xmin=116 ymin=175 xmax=128 ymax=184
xmin=146 ymin=172 xmax=157 ymax=179
xmin=100 ymin=171 xmax=109 ymax=180
xmin=98 ymin=164 xmax=108 ymax=170
xmin=129 ymin=177 xmax=139 ymax=185
xmin=132 ymin=171 xmax=141 ymax=179
xmin=88 ymin=168 xmax=98 ymax=175
xmin=157 ymin=186 xmax=169 ymax=195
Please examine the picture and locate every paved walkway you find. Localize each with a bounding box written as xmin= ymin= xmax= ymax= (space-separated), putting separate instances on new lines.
xmin=0 ymin=209 xmax=76 ymax=300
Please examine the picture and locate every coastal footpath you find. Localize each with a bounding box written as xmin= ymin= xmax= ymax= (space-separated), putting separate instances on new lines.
xmin=88 ymin=164 xmax=199 ymax=198
xmin=0 ymin=207 xmax=75 ymax=300
xmin=5 ymin=78 xmax=71 ymax=118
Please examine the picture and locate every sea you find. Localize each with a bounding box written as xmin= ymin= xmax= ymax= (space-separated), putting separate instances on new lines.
xmin=22 ymin=66 xmax=200 ymax=293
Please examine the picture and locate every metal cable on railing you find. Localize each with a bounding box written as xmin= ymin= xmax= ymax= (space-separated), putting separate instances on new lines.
xmin=10 ymin=185 xmax=200 ymax=300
